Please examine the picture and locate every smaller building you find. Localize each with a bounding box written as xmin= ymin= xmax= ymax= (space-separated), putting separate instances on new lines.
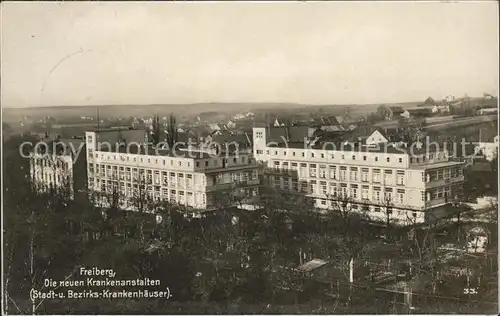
xmin=386 ymin=107 xmax=405 ymax=120
xmin=476 ymin=107 xmax=498 ymax=115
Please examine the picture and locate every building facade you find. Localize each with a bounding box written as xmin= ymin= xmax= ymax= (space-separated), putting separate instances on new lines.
xmin=85 ymin=131 xmax=260 ymax=212
xmin=253 ymin=127 xmax=465 ymax=225
xmin=30 ymin=153 xmax=74 ymax=198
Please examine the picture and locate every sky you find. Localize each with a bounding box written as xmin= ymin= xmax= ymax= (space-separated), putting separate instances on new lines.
xmin=1 ymin=1 xmax=498 ymax=108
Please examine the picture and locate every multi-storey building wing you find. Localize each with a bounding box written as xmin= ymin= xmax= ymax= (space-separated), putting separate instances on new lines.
xmin=30 ymin=153 xmax=74 ymax=197
xmin=85 ymin=130 xmax=260 ymax=211
xmin=29 ymin=136 xmax=87 ymax=199
xmin=253 ymin=126 xmax=465 ymax=225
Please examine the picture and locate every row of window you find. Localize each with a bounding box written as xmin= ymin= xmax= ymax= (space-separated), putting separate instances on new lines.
xmin=314 ymin=199 xmax=420 ymax=218
xmin=33 ymin=171 xmax=70 ymax=184
xmin=270 ymin=162 xmax=406 ymax=185
xmin=270 ymin=177 xmax=407 ymax=204
xmin=259 ymin=149 xmax=405 ymax=163
xmin=92 ymin=152 xmax=248 ymax=168
xmin=95 ymin=187 xmax=207 ymax=207
xmin=32 ymin=158 xmax=69 ymax=170
xmin=425 ymin=167 xmax=463 ymax=181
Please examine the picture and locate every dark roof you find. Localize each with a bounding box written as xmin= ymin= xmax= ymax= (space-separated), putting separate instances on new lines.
xmin=210 ymin=132 xmax=251 ymax=148
xmin=310 ymin=116 xmax=342 ymax=127
xmin=267 ymin=126 xmax=310 ymax=144
xmin=96 ymin=129 xmax=146 ymax=144
xmin=341 ymin=124 xmax=374 ymax=142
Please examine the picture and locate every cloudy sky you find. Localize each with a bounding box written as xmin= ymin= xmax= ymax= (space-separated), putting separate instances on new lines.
xmin=1 ymin=1 xmax=498 ymax=108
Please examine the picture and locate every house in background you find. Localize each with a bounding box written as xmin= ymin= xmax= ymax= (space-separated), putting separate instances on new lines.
xmin=476 ymin=107 xmax=498 ymax=116
xmin=401 ymin=107 xmax=434 ymax=119
xmin=386 ymin=106 xmax=405 ymax=120
xmin=274 ymin=118 xmax=285 ymax=127
xmin=365 ymin=130 xmax=389 ymax=145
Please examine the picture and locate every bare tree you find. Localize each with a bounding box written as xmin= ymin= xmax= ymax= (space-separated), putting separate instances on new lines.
xmin=326 ymin=192 xmax=371 ymax=306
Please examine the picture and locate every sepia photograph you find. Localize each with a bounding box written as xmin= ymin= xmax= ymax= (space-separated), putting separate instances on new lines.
xmin=1 ymin=1 xmax=499 ymax=314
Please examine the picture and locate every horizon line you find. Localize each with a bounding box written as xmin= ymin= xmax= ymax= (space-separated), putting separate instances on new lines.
xmin=3 ymin=94 xmax=496 ymax=110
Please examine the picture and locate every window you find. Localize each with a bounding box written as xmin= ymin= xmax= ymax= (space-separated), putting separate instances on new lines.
xmin=309 ymin=164 xmax=317 ymax=177
xmin=321 ymin=153 xmax=324 ymax=158
xmin=363 ymin=156 xmax=367 ymax=161
xmin=329 ymin=165 xmax=337 ymax=179
xmin=384 ymin=170 xmax=393 ymax=185
xmin=443 ymin=168 xmax=450 ymax=179
xmin=436 ymin=169 xmax=443 ymax=180
xmin=320 ymin=199 xmax=327 ymax=206
xmin=340 ymin=183 xmax=348 ymax=197
xmin=292 ymin=151 xmax=296 ymax=156
xmin=275 ymin=151 xmax=278 ymax=155
xmin=373 ymin=169 xmax=381 ymax=183
xmin=311 ymin=152 xmax=315 ymax=158
xmin=319 ymin=165 xmax=327 ymax=178
xmin=329 ymin=182 xmax=337 ymax=196
xmin=386 ymin=157 xmax=390 ymax=162
xmin=352 ymin=155 xmax=356 ymax=160
xmin=350 ymin=167 xmax=358 ymax=181
xmin=299 ymin=163 xmax=307 ymax=177
xmin=396 ymin=171 xmax=405 ymax=185
xmin=384 ymin=188 xmax=393 ymax=201
xmin=421 ymin=191 xmax=426 ymax=201
xmin=373 ymin=187 xmax=381 ymax=201
xmin=320 ymin=181 xmax=327 ymax=195
xmin=339 ymin=166 xmax=347 ymax=181
xmin=302 ymin=152 xmax=305 ymax=157
xmin=397 ymin=189 xmax=405 ymax=204
xmin=374 ymin=156 xmax=379 ymax=162
xmin=310 ymin=180 xmax=317 ymax=194
xmin=361 ymin=185 xmax=369 ymax=200
xmin=374 ymin=207 xmax=381 ymax=213
xmin=361 ymin=168 xmax=369 ymax=182
xmin=398 ymin=158 xmax=403 ymax=163
xmin=205 ymin=161 xmax=208 ymax=167
xmin=266 ymin=150 xmax=269 ymax=155
xmin=350 ymin=184 xmax=358 ymax=199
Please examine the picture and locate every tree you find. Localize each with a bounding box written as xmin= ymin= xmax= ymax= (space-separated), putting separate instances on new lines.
xmin=325 ymin=193 xmax=372 ymax=306
xmin=424 ymin=97 xmax=435 ymax=105
xmin=151 ymin=114 xmax=162 ymax=145
xmin=166 ymin=114 xmax=179 ymax=149
xmin=376 ymin=105 xmax=391 ymax=119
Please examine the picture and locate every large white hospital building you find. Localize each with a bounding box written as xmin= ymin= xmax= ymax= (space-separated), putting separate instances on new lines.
xmin=253 ymin=126 xmax=465 ymax=224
